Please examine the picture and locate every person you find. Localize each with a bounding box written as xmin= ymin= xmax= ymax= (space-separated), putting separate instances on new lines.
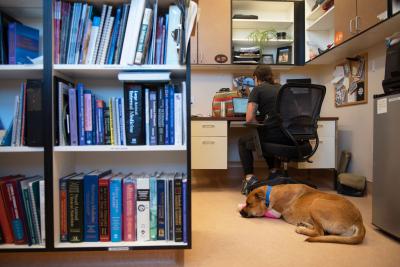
xmin=238 ymin=65 xmax=293 ymax=195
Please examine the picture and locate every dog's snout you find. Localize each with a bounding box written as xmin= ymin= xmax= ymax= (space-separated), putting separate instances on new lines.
xmin=240 ymin=208 xmax=249 ymax=218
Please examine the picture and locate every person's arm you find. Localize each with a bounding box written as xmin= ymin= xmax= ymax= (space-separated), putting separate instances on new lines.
xmin=246 ymin=102 xmax=258 ymax=123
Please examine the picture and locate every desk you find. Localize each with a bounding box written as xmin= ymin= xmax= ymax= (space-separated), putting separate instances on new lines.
xmin=191 ymin=116 xmax=339 ymax=170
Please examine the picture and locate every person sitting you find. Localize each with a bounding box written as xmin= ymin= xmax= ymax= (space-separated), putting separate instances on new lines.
xmin=239 ymin=65 xmax=293 ymax=195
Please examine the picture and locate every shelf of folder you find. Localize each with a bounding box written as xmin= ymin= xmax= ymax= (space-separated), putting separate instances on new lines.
xmin=0 ymin=64 xmax=43 ymax=79
xmin=0 ymin=146 xmax=44 ymax=153
xmin=53 ymin=64 xmax=186 ymax=79
xmin=54 ymin=241 xmax=187 ymax=249
xmin=53 ymin=145 xmax=187 ymax=152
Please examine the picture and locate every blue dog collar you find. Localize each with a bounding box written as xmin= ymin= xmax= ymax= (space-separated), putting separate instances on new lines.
xmin=265 ymin=185 xmax=272 ymax=207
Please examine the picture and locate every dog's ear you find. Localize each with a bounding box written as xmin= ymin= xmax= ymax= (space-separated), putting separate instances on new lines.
xmin=255 ymin=191 xmax=265 ymax=201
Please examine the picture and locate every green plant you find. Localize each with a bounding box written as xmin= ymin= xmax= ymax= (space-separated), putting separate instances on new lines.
xmin=248 ymin=29 xmax=277 ymax=51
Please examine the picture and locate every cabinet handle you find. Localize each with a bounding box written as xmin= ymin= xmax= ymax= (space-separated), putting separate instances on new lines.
xmin=349 ymin=18 xmax=355 ymax=33
xmin=355 ymin=16 xmax=360 ymax=32
xmin=317 ymin=124 xmax=324 ymax=128
xmin=202 ymin=141 xmax=215 ymax=145
xmin=202 ymin=124 xmax=215 ymax=128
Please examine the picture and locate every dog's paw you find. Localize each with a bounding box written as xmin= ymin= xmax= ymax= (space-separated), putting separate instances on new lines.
xmin=297 ymin=222 xmax=308 ymax=228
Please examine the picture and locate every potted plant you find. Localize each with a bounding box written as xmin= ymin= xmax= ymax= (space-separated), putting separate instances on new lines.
xmin=248 ymin=29 xmax=277 ymax=55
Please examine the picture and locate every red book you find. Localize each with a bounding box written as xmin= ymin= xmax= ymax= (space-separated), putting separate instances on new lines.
xmin=99 ymin=174 xmax=113 ymax=242
xmin=0 ymin=177 xmax=14 ymax=244
xmin=122 ymin=176 xmax=136 ymax=241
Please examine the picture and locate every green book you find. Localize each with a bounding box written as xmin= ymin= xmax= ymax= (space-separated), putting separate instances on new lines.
xmin=150 ymin=174 xmax=158 ymax=241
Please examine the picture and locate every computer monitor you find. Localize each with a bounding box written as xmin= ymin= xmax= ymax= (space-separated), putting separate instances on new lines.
xmin=232 ymin=98 xmax=248 ymax=116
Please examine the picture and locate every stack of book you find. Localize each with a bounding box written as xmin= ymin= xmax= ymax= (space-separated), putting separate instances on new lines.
xmin=59 ymin=170 xmax=187 ymax=243
xmin=0 ymin=175 xmax=45 ymax=246
xmin=55 ymin=78 xmax=186 ymax=147
xmin=0 ymin=80 xmax=43 ymax=147
xmin=53 ymin=0 xmax=183 ymax=65
xmin=233 ymin=46 xmax=261 ymax=64
xmin=0 ymin=11 xmax=40 ymax=64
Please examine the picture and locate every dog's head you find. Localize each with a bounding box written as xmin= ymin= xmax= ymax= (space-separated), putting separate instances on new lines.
xmin=240 ymin=186 xmax=267 ymax=218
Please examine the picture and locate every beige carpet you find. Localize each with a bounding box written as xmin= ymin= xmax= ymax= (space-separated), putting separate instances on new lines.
xmin=183 ymin=171 xmax=400 ymax=267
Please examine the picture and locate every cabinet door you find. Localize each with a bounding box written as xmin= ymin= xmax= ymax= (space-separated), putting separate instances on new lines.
xmin=356 ymin=0 xmax=387 ymax=32
xmin=192 ymin=137 xmax=228 ymax=169
xmin=298 ymin=137 xmax=336 ymax=169
xmin=197 ymin=0 xmax=231 ymax=64
xmin=334 ymin=0 xmax=357 ymax=43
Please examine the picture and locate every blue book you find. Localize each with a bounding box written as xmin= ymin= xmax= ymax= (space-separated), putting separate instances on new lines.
xmin=145 ymin=88 xmax=150 ymax=145
xmin=168 ymin=84 xmax=175 ymax=145
xmin=150 ymin=174 xmax=157 ymax=240
xmin=83 ymin=170 xmax=111 ymax=242
xmin=96 ymin=100 xmax=105 ymax=145
xmin=156 ymin=176 xmax=166 ymax=240
xmin=91 ymin=94 xmax=97 ymax=145
xmin=77 ymin=83 xmax=85 ymax=145
xmin=67 ymin=3 xmax=82 ymax=64
xmin=110 ymin=176 xmax=123 ymax=242
xmin=164 ymin=85 xmax=170 ymax=145
xmin=1 ymin=121 xmax=13 ymax=146
xmin=182 ymin=176 xmax=187 ymax=243
xmin=118 ymin=98 xmax=124 ymax=145
xmin=83 ymin=90 xmax=92 ymax=145
xmin=149 ymin=90 xmax=157 ymax=145
xmin=68 ymin=88 xmax=78 ymax=146
xmin=8 ymin=22 xmax=39 ymax=64
xmin=106 ymin=7 xmax=121 ymax=64
xmin=163 ymin=14 xmax=169 ymax=64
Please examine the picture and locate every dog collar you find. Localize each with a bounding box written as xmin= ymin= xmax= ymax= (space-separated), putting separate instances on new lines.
xmin=265 ymin=185 xmax=272 ymax=207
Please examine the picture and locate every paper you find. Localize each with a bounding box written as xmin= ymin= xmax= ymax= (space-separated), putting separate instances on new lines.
xmin=377 ymin=98 xmax=387 ymax=114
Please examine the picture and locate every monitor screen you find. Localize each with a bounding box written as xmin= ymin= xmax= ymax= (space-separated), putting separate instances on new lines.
xmin=233 ymin=98 xmax=248 ymax=115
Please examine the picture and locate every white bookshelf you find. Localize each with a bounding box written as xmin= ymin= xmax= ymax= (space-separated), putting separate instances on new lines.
xmin=0 ymin=244 xmax=46 ymax=249
xmin=0 ymin=65 xmax=43 ymax=79
xmin=232 ymin=19 xmax=293 ymax=30
xmin=0 ymin=146 xmax=44 ymax=153
xmin=306 ymin=6 xmax=335 ymax=31
xmin=232 ymin=38 xmax=294 ymax=47
xmin=54 ymin=145 xmax=187 ymax=152
xmin=55 ymin=240 xmax=187 ymax=249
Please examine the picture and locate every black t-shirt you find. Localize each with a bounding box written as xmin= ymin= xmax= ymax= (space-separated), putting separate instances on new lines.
xmin=248 ymin=82 xmax=281 ymax=118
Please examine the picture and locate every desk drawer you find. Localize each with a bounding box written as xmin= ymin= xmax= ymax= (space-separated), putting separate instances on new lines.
xmin=317 ymin=120 xmax=336 ymax=138
xmin=191 ymin=136 xmax=227 ymax=169
xmin=192 ymin=121 xmax=227 ymax=137
xmin=298 ymin=137 xmax=336 ymax=169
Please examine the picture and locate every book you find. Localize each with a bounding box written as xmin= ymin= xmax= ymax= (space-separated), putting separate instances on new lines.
xmin=84 ymin=90 xmax=93 ymax=145
xmin=68 ymin=88 xmax=78 ymax=146
xmin=74 ymin=3 xmax=88 ymax=64
xmin=16 ymin=82 xmax=25 ymax=146
xmin=11 ymin=95 xmax=19 ymax=146
xmin=0 ymin=11 xmax=20 ymax=64
xmin=54 ymin=1 xmax=62 ymax=64
xmin=124 ymin=84 xmax=145 ymax=145
xmin=122 ymin=175 xmax=136 ymax=241
xmin=182 ymin=175 xmax=187 ymax=243
xmin=77 ymin=83 xmax=85 ymax=145
xmin=96 ymin=6 xmax=113 ymax=64
xmin=110 ymin=175 xmax=123 ymax=242
xmin=91 ymin=94 xmax=97 ymax=145
xmin=0 ymin=121 xmax=13 ymax=146
xmin=83 ymin=170 xmax=111 ymax=242
xmin=136 ymin=175 xmax=150 ymax=241
xmin=67 ymin=174 xmax=84 ymax=242
xmin=148 ymin=0 xmax=158 ymax=64
xmin=85 ymin=16 xmax=100 ymax=64
xmin=106 ymin=7 xmax=121 ymax=64
xmin=109 ymin=98 xmax=114 ymax=145
xmin=91 ymin=5 xmax=107 ymax=64
xmin=174 ymin=173 xmax=183 ymax=242
xmin=0 ymin=177 xmax=14 ymax=244
xmin=60 ymin=2 xmax=72 ymax=64
xmin=98 ymin=174 xmax=113 ymax=242
xmin=114 ymin=4 xmax=130 ymax=64
xmin=104 ymin=106 xmax=111 ymax=145
xmin=120 ymin=0 xmax=146 ymax=65
xmin=39 ymin=179 xmax=45 ymax=244
xmin=174 ymin=93 xmax=183 ymax=146
xmin=112 ymin=97 xmax=119 ymax=146
xmin=165 ymin=5 xmax=182 ymax=65
xmin=8 ymin=22 xmax=39 ymax=64
xmin=156 ymin=174 xmax=166 ymax=240
xmin=66 ymin=3 xmax=82 ymax=64
xmin=145 ymin=88 xmax=150 ymax=145
xmin=149 ymin=89 xmax=158 ymax=145
xmin=59 ymin=173 xmax=77 ymax=242
xmin=98 ymin=14 xmax=114 ymax=64
xmin=149 ymin=174 xmax=157 ymax=240
xmin=28 ymin=178 xmax=42 ymax=244
xmin=157 ymin=86 xmax=165 ymax=145
xmin=164 ymin=84 xmax=170 ymax=145
xmin=79 ymin=6 xmax=93 ymax=64
xmin=118 ymin=98 xmax=126 ymax=146
xmin=96 ymin=100 xmax=105 ymax=145
xmin=169 ymin=84 xmax=175 ymax=145
xmin=134 ymin=8 xmax=153 ymax=64
xmin=155 ymin=16 xmax=164 ymax=65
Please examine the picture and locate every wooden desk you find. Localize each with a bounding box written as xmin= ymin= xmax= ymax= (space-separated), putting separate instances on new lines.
xmin=191 ymin=116 xmax=339 ymax=170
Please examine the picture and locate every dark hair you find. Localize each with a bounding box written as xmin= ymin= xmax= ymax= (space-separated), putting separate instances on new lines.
xmin=253 ymin=65 xmax=275 ymax=84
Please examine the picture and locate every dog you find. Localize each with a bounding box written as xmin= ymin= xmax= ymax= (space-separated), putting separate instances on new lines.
xmin=240 ymin=184 xmax=365 ymax=244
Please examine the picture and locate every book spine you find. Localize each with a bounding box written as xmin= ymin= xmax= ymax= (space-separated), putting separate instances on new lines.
xmin=98 ymin=179 xmax=110 ymax=242
xmin=134 ymin=8 xmax=153 ymax=65
xmin=39 ymin=180 xmax=45 ymax=244
xmin=85 ymin=16 xmax=100 ymax=64
xmin=110 ymin=178 xmax=122 ymax=242
xmin=166 ymin=6 xmax=182 ymax=65
xmin=104 ymin=106 xmax=111 ymax=145
xmin=120 ymin=98 xmax=126 ymax=146
xmin=5 ymin=181 xmax=28 ymax=244
xmin=59 ymin=3 xmax=71 ymax=64
xmin=118 ymin=98 xmax=125 ymax=146
xmin=149 ymin=90 xmax=157 ymax=145
xmin=0 ymin=186 xmax=14 ymax=243
xmin=160 ymin=25 xmax=165 ymax=64
xmin=169 ymin=85 xmax=175 ymax=145
xmin=109 ymin=99 xmax=114 ymax=145
xmin=19 ymin=82 xmax=26 ymax=146
xmin=79 ymin=6 xmax=93 ymax=64
xmin=163 ymin=14 xmax=169 ymax=64
xmin=182 ymin=177 xmax=187 ymax=243
xmin=54 ymin=1 xmax=61 ymax=64
xmin=97 ymin=6 xmax=113 ymax=64
xmin=67 ymin=3 xmax=82 ymax=64
xmin=168 ymin=177 xmax=174 ymax=241
xmin=136 ymin=177 xmax=150 ymax=241
xmin=84 ymin=90 xmax=93 ymax=145
xmin=157 ymin=86 xmax=165 ymax=145
xmin=96 ymin=100 xmax=105 ymax=145
xmin=145 ymin=88 xmax=150 ymax=145
xmin=68 ymin=88 xmax=78 ymax=146
xmin=164 ymin=85 xmax=170 ymax=145
xmin=155 ymin=17 xmax=164 ymax=65
xmin=77 ymin=84 xmax=85 ymax=145
xmin=149 ymin=176 xmax=157 ymax=240
xmin=174 ymin=178 xmax=183 ymax=242
xmin=21 ymin=186 xmax=36 ymax=244
xmin=156 ymin=179 xmax=165 ymax=240
xmin=114 ymin=4 xmax=130 ymax=64
xmin=59 ymin=178 xmax=68 ymax=242
xmin=91 ymin=94 xmax=97 ymax=145
xmin=99 ymin=15 xmax=114 ymax=64
xmin=124 ymin=84 xmax=145 ymax=145
xmin=174 ymin=93 xmax=182 ymax=146
xmin=8 ymin=22 xmax=16 ymax=64
xmin=11 ymin=95 xmax=19 ymax=146
xmin=112 ymin=97 xmax=119 ymax=146
xmin=28 ymin=181 xmax=42 ymax=245
xmin=92 ymin=5 xmax=107 ymax=64
xmin=67 ymin=179 xmax=84 ymax=242
xmin=106 ymin=7 xmax=121 ymax=64
xmin=74 ymin=3 xmax=88 ymax=64
xmin=83 ymin=174 xmax=99 ymax=242
xmin=123 ymin=179 xmax=136 ymax=241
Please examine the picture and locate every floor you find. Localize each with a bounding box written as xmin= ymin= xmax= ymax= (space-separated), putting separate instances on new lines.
xmin=182 ymin=169 xmax=400 ymax=267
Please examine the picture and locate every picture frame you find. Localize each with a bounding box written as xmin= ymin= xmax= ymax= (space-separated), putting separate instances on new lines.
xmin=276 ymin=46 xmax=292 ymax=64
xmin=261 ymin=54 xmax=274 ymax=64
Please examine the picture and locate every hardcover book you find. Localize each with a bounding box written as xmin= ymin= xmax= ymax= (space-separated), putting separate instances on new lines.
xmin=110 ymin=175 xmax=123 ymax=242
xmin=157 ymin=86 xmax=165 ymax=145
xmin=59 ymin=173 xmax=77 ymax=242
xmin=76 ymin=83 xmax=85 ymax=145
xmin=124 ymin=84 xmax=145 ymax=145
xmin=0 ymin=177 xmax=14 ymax=244
xmin=68 ymin=88 xmax=78 ymax=146
xmin=156 ymin=174 xmax=166 ymax=240
xmin=136 ymin=175 xmax=150 ymax=241
xmin=8 ymin=22 xmax=39 ymax=64
xmin=149 ymin=90 xmax=158 ymax=145
xmin=67 ymin=174 xmax=84 ymax=242
xmin=98 ymin=174 xmax=113 ymax=242
xmin=149 ymin=174 xmax=157 ymax=240
xmin=174 ymin=173 xmax=183 ymax=242
xmin=122 ymin=175 xmax=136 ymax=241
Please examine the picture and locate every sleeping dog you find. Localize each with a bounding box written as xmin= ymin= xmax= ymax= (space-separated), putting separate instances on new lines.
xmin=240 ymin=184 xmax=365 ymax=244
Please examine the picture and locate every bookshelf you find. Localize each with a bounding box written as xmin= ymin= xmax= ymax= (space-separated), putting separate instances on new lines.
xmin=0 ymin=0 xmax=192 ymax=252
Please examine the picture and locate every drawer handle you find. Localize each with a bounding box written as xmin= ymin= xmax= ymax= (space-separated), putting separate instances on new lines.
xmin=317 ymin=124 xmax=323 ymax=128
xmin=202 ymin=125 xmax=215 ymax=128
xmin=202 ymin=141 xmax=215 ymax=145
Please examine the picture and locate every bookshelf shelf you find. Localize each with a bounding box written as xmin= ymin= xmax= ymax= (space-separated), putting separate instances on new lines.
xmin=306 ymin=1 xmax=331 ymax=20
xmin=306 ymin=6 xmax=335 ymax=31
xmin=191 ymin=64 xmax=294 ymax=72
xmin=0 ymin=146 xmax=44 ymax=153
xmin=232 ymin=19 xmax=293 ymax=30
xmin=0 ymin=244 xmax=46 ymax=249
xmin=232 ymin=38 xmax=294 ymax=47
xmin=54 ymin=145 xmax=187 ymax=152
xmin=54 ymin=241 xmax=187 ymax=249
xmin=53 ymin=64 xmax=186 ymax=79
xmin=0 ymin=65 xmax=43 ymax=79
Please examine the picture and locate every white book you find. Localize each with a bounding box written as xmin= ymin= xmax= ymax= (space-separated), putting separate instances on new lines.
xmin=134 ymin=8 xmax=153 ymax=65
xmin=120 ymin=98 xmax=127 ymax=146
xmin=136 ymin=175 xmax=150 ymax=241
xmin=118 ymin=72 xmax=171 ymax=82
xmin=181 ymin=82 xmax=187 ymax=146
xmin=39 ymin=179 xmax=45 ymax=244
xmin=97 ymin=6 xmax=113 ymax=64
xmin=11 ymin=95 xmax=20 ymax=146
xmin=166 ymin=5 xmax=182 ymax=65
xmin=120 ymin=0 xmax=146 ymax=65
xmin=174 ymin=93 xmax=183 ymax=146
xmin=114 ymin=97 xmax=121 ymax=145
xmin=91 ymin=5 xmax=107 ymax=64
xmin=98 ymin=15 xmax=114 ymax=64
xmin=85 ymin=16 xmax=100 ymax=64
xmin=145 ymin=88 xmax=150 ymax=145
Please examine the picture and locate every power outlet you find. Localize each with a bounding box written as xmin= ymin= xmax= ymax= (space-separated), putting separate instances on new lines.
xmin=371 ymin=60 xmax=376 ymax=72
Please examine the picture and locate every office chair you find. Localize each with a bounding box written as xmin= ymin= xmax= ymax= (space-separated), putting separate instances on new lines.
xmin=251 ymin=83 xmax=326 ymax=180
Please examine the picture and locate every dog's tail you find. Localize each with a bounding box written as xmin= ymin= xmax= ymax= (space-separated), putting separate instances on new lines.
xmin=305 ymin=223 xmax=366 ymax=245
